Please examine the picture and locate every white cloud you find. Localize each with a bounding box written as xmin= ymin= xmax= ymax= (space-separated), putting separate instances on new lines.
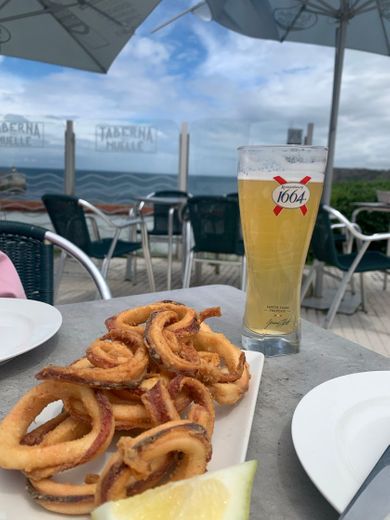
xmin=0 ymin=0 xmax=390 ymax=174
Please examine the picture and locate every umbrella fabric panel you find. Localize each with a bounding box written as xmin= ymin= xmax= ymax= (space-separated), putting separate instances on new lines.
xmin=206 ymin=0 xmax=280 ymax=39
xmin=270 ymin=0 xmax=390 ymax=56
xmin=207 ymin=0 xmax=390 ymax=57
xmin=0 ymin=0 xmax=161 ymax=72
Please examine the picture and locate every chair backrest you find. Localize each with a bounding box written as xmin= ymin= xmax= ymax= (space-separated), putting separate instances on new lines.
xmin=150 ymin=190 xmax=189 ymax=235
xmin=42 ymin=194 xmax=92 ymax=253
xmin=311 ymin=205 xmax=343 ymax=267
xmin=187 ymin=196 xmax=241 ymax=254
xmin=226 ymin=192 xmax=238 ymax=200
xmin=0 ymin=220 xmax=54 ymax=303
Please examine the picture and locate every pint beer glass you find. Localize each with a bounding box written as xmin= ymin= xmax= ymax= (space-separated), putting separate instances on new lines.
xmin=238 ymin=145 xmax=327 ymax=356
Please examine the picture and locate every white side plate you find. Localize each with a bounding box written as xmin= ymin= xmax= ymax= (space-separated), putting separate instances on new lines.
xmin=0 ymin=351 xmax=264 ymax=519
xmin=0 ymin=298 xmax=62 ymax=364
xmin=292 ymin=370 xmax=390 ymax=512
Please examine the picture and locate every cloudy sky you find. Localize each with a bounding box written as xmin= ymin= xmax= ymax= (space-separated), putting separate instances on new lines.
xmin=1 ymin=0 xmax=390 ymax=176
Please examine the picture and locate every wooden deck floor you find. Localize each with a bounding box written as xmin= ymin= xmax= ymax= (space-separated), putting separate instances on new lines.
xmin=56 ymin=255 xmax=390 ymax=358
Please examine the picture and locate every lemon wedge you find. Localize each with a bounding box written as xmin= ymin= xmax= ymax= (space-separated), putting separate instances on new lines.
xmin=91 ymin=460 xmax=257 ymax=520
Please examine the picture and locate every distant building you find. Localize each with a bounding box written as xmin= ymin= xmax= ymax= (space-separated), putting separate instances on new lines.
xmin=287 ymin=128 xmax=303 ymax=145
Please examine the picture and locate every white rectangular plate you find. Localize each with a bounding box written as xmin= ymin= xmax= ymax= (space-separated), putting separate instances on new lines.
xmin=0 ymin=351 xmax=264 ymax=519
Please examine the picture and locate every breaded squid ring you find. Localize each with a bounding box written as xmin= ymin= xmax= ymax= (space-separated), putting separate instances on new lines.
xmin=208 ymin=361 xmax=251 ymax=405
xmin=95 ymin=420 xmax=212 ymax=505
xmin=141 ymin=380 xmax=180 ymax=426
xmin=0 ymin=381 xmax=114 ymax=477
xmin=36 ymin=329 xmax=148 ymax=389
xmin=168 ymin=376 xmax=215 ymax=438
xmin=144 ymin=310 xmax=201 ymax=374
xmin=21 ymin=411 xmax=72 ymax=446
xmin=105 ymin=302 xmax=221 ymax=336
xmin=21 ymin=412 xmax=90 ymax=448
xmin=105 ymin=300 xmax=200 ymax=337
xmin=64 ymin=376 xmax=190 ymax=432
xmin=64 ymin=385 xmax=153 ymax=432
xmin=27 ymin=479 xmax=96 ymax=515
xmin=193 ymin=329 xmax=246 ymax=384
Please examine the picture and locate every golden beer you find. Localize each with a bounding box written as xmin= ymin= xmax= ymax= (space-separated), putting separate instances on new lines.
xmin=238 ymin=146 xmax=326 ymax=356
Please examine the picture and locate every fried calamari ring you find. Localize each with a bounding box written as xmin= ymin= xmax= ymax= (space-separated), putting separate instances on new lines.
xmin=95 ymin=420 xmax=212 ymax=505
xmin=36 ymin=330 xmax=148 ymax=389
xmin=144 ymin=310 xmax=201 ymax=374
xmin=0 ymin=381 xmax=114 ymax=476
xmin=208 ymin=361 xmax=251 ymax=405
xmin=63 ymin=385 xmax=153 ymax=432
xmin=105 ymin=394 xmax=152 ymax=431
xmin=168 ymin=376 xmax=215 ymax=438
xmin=64 ymin=388 xmax=154 ymax=432
xmin=145 ymin=311 xmax=245 ymax=385
xmin=22 ymin=412 xmax=90 ymax=448
xmin=105 ymin=302 xmax=221 ymax=337
xmin=27 ymin=479 xmax=96 ymax=515
xmin=193 ymin=329 xmax=246 ymax=384
xmin=24 ymin=414 xmax=95 ymax=481
xmin=108 ymin=376 xmax=191 ymax=431
xmin=105 ymin=301 xmax=200 ymax=337
xmin=141 ymin=380 xmax=180 ymax=426
xmin=64 ymin=376 xmax=190 ymax=432
xmin=198 ymin=306 xmax=221 ymax=322
xmin=21 ymin=411 xmax=71 ymax=446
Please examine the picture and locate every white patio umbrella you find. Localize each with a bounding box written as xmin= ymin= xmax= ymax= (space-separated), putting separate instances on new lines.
xmin=156 ymin=0 xmax=390 ymax=204
xmin=0 ymin=0 xmax=160 ymax=73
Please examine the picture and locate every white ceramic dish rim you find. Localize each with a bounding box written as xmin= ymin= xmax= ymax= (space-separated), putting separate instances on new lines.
xmin=291 ymin=370 xmax=390 ymax=513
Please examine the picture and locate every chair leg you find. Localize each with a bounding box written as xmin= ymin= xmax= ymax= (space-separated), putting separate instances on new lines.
xmin=323 ymin=242 xmax=370 ymax=329
xmin=101 ymin=228 xmax=121 ymax=279
xmin=313 ymin=260 xmax=325 ymax=297
xmin=360 ymin=273 xmax=366 ymax=312
xmin=140 ymin=220 xmax=155 ymax=292
xmin=240 ymin=256 xmax=247 ymax=291
xmin=101 ymin=257 xmax=110 ymax=279
xmin=181 ymin=221 xmax=192 ymax=284
xmin=214 ymin=254 xmax=220 ymax=275
xmin=301 ymin=262 xmax=317 ymax=302
xmin=349 ymin=274 xmax=355 ymax=294
xmin=128 ymin=253 xmax=137 ymax=285
xmin=175 ymin=238 xmax=180 ymax=260
xmin=54 ymin=250 xmax=67 ymax=298
xmin=323 ymin=272 xmax=352 ymax=329
xmin=194 ymin=261 xmax=202 ymax=284
xmin=385 ymin=233 xmax=390 ymax=290
xmin=183 ymin=251 xmax=194 ymax=288
xmin=125 ymin=255 xmax=135 ymax=281
xmin=167 ymin=207 xmax=175 ymax=290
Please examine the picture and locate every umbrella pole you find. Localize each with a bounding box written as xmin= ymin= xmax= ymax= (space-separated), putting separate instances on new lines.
xmin=322 ymin=17 xmax=348 ymax=205
xmin=64 ymin=120 xmax=75 ymax=196
xmin=308 ymin=15 xmax=359 ymax=313
xmin=312 ymin=17 xmax=347 ymax=298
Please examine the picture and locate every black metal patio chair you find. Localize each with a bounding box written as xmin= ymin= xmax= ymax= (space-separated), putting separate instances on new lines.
xmin=140 ymin=190 xmax=189 ymax=236
xmin=42 ymin=194 xmax=155 ymax=291
xmin=183 ymin=195 xmax=245 ymax=289
xmin=0 ymin=220 xmax=111 ymax=304
xmin=136 ymin=190 xmax=190 ymax=251
xmin=135 ymin=190 xmax=190 ymax=289
xmin=302 ymin=205 xmax=390 ymax=328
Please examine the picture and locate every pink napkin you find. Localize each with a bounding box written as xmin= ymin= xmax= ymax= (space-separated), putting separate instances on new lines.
xmin=0 ymin=251 xmax=26 ymax=298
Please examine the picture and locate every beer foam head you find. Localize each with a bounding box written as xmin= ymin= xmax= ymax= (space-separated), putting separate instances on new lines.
xmin=238 ymin=145 xmax=327 ymax=182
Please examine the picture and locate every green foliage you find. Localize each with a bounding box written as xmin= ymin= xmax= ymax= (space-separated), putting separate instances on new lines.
xmin=330 ymin=180 xmax=390 ymax=251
